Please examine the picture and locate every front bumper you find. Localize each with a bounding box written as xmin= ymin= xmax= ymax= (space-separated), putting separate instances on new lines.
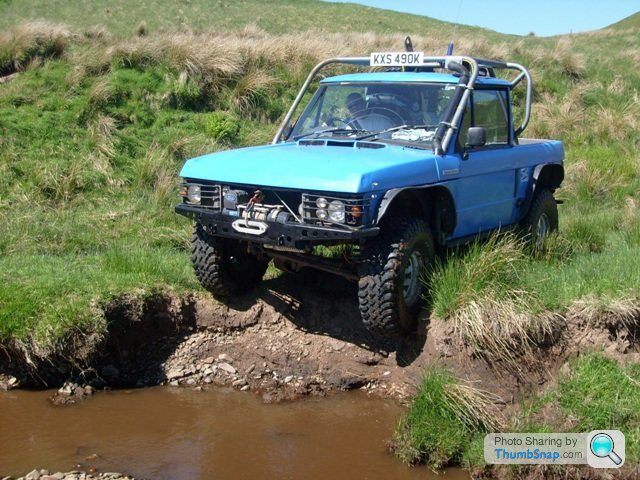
xmin=175 ymin=204 xmax=379 ymax=248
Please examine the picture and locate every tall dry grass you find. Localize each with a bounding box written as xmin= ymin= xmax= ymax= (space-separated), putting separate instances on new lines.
xmin=431 ymin=235 xmax=560 ymax=373
xmin=0 ymin=22 xmax=70 ymax=75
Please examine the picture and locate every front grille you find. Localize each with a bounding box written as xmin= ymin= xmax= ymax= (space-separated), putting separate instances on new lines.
xmin=302 ymin=193 xmax=369 ymax=227
xmin=181 ymin=182 xmax=222 ymax=210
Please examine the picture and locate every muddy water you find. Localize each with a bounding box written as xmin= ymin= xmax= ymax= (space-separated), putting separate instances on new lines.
xmin=0 ymin=388 xmax=467 ymax=480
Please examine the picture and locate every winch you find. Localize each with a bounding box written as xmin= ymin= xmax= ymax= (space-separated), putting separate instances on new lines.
xmin=225 ymin=189 xmax=294 ymax=235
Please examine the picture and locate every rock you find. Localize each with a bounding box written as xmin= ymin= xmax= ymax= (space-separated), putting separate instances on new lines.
xmin=8 ymin=376 xmax=19 ymax=387
xmin=245 ymin=364 xmax=256 ymax=374
xmin=203 ymin=368 xmax=213 ymax=376
xmin=25 ymin=470 xmax=40 ymax=480
xmin=166 ymin=368 xmax=184 ymax=380
xmin=383 ymin=371 xmax=391 ymax=376
xmin=356 ymin=353 xmax=383 ymax=365
xmin=217 ymin=362 xmax=236 ymax=374
xmin=101 ymin=364 xmax=120 ymax=381
xmin=203 ymin=356 xmax=215 ymax=364
xmin=58 ymin=382 xmax=75 ymax=395
xmin=232 ymin=378 xmax=247 ymax=387
xmin=186 ymin=378 xmax=196 ymax=385
xmin=169 ymin=380 xmax=179 ymax=387
xmin=217 ymin=353 xmax=233 ymax=362
xmin=240 ymin=385 xmax=250 ymax=391
xmin=284 ymin=375 xmax=294 ymax=383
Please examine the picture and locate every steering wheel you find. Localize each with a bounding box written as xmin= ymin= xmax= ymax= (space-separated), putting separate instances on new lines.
xmin=345 ymin=107 xmax=405 ymax=129
xmin=325 ymin=115 xmax=349 ymax=127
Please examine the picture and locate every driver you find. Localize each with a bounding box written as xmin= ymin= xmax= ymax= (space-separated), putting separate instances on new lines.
xmin=345 ymin=92 xmax=394 ymax=132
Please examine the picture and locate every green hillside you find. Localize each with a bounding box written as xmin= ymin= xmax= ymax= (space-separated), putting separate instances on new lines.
xmin=0 ymin=0 xmax=503 ymax=38
xmin=607 ymin=11 xmax=640 ymax=30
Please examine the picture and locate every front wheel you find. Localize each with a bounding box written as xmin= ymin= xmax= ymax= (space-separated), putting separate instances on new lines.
xmin=190 ymin=224 xmax=268 ymax=298
xmin=357 ymin=218 xmax=435 ymax=336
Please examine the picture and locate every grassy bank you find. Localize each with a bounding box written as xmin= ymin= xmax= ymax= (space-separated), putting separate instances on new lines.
xmin=394 ymin=354 xmax=640 ymax=470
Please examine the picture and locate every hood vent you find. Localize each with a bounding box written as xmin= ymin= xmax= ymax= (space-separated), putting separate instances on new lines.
xmin=298 ymin=139 xmax=385 ymax=149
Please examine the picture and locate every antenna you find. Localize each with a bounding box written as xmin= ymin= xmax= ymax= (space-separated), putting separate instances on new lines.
xmin=447 ymin=0 xmax=464 ymax=55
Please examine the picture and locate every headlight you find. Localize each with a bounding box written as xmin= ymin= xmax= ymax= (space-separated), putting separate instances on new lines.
xmin=316 ymin=197 xmax=328 ymax=209
xmin=187 ymin=184 xmax=201 ymax=204
xmin=328 ymin=200 xmax=345 ymax=223
xmin=317 ymin=209 xmax=328 ymax=220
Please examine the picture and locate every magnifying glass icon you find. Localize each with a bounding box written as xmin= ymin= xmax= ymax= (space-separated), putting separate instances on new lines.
xmin=590 ymin=433 xmax=622 ymax=465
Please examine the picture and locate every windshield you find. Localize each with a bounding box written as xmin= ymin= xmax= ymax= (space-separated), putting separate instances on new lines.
xmin=289 ymin=82 xmax=457 ymax=144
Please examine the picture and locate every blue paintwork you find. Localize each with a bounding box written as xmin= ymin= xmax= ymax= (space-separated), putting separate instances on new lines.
xmin=436 ymin=140 xmax=563 ymax=237
xmin=180 ymin=141 xmax=441 ymax=193
xmin=321 ymin=71 xmax=511 ymax=87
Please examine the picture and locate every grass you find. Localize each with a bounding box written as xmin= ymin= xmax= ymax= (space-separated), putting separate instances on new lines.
xmin=0 ymin=0 xmax=504 ymax=38
xmin=552 ymin=354 xmax=640 ymax=462
xmin=429 ymin=234 xmax=557 ymax=373
xmin=392 ymin=369 xmax=502 ymax=469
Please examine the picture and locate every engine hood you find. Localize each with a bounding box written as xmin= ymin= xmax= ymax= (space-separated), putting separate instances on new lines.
xmin=179 ymin=140 xmax=442 ymax=193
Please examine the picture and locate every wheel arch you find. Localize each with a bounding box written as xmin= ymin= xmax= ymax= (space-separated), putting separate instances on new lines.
xmin=533 ymin=163 xmax=564 ymax=191
xmin=520 ymin=163 xmax=564 ymax=220
xmin=375 ymin=185 xmax=457 ymax=244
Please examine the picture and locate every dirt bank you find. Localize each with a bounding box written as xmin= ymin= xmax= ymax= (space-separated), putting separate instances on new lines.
xmin=1 ymin=273 xmax=638 ymax=405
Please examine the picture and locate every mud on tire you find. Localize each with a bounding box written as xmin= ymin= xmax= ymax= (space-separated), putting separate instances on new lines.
xmin=190 ymin=224 xmax=269 ymax=298
xmin=357 ymin=217 xmax=435 ymax=336
xmin=520 ymin=189 xmax=558 ymax=252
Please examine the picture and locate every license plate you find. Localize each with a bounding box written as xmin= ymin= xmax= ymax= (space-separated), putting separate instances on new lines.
xmin=370 ymin=51 xmax=424 ymax=67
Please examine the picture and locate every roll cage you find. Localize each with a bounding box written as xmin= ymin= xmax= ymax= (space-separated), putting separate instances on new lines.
xmin=272 ymin=56 xmax=533 ymax=155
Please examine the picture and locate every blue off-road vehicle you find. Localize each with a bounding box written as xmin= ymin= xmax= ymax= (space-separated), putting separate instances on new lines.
xmin=176 ymin=49 xmax=564 ymax=336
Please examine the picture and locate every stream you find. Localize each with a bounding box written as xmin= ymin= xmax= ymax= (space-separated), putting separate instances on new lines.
xmin=0 ymin=387 xmax=468 ymax=479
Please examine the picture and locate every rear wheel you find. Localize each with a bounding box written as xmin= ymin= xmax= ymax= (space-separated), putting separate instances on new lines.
xmin=520 ymin=190 xmax=558 ymax=251
xmin=357 ymin=217 xmax=435 ymax=335
xmin=190 ymin=224 xmax=268 ymax=297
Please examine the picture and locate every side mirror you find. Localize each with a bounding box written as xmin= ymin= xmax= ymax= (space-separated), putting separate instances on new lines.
xmin=466 ymin=127 xmax=487 ymax=148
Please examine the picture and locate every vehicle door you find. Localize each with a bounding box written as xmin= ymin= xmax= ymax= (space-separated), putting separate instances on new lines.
xmin=452 ymin=88 xmax=518 ymax=238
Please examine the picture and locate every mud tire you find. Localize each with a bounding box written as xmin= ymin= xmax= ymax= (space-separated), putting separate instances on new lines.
xmin=520 ymin=189 xmax=558 ymax=251
xmin=357 ymin=217 xmax=435 ymax=336
xmin=190 ymin=224 xmax=268 ymax=297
